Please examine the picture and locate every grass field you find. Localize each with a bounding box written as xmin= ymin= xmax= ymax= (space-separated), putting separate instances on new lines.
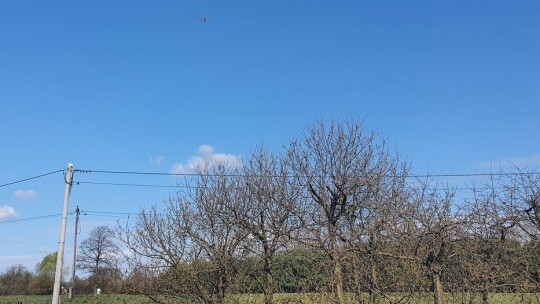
xmin=0 ymin=293 xmax=539 ymax=304
xmin=0 ymin=294 xmax=151 ymax=304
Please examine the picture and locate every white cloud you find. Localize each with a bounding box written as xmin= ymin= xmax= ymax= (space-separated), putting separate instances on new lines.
xmin=170 ymin=145 xmax=242 ymax=175
xmin=0 ymin=205 xmax=17 ymax=220
xmin=198 ymin=144 xmax=214 ymax=156
xmin=149 ymin=155 xmax=165 ymax=166
xmin=14 ymin=189 xmax=37 ymax=200
xmin=170 ymin=163 xmax=188 ymax=175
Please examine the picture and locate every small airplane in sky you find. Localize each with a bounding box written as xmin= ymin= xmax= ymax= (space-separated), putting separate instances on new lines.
xmin=199 ymin=16 xmax=210 ymax=23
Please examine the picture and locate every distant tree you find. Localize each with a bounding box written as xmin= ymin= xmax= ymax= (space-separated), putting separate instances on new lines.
xmin=28 ymin=252 xmax=61 ymax=295
xmin=35 ymin=252 xmax=57 ymax=278
xmin=28 ymin=274 xmax=53 ymax=295
xmin=77 ymin=225 xmax=120 ymax=292
xmin=0 ymin=264 xmax=32 ymax=295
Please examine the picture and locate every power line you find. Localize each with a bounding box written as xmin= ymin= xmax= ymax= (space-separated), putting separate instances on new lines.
xmin=0 ymin=168 xmax=536 ymax=190
xmin=75 ymin=169 xmax=202 ymax=177
xmin=80 ymin=210 xmax=138 ymax=219
xmin=74 ymin=179 xmax=530 ymax=193
xmin=0 ymin=210 xmax=136 ymax=226
xmin=76 ymin=181 xmax=179 ymax=188
xmin=0 ymin=169 xmax=64 ymax=188
xmin=408 ymin=172 xmax=540 ymax=178
xmin=81 ymin=213 xmax=131 ymax=219
xmin=75 ymin=168 xmax=540 ymax=179
xmin=0 ymin=213 xmax=71 ymax=225
xmin=81 ymin=210 xmax=138 ymax=216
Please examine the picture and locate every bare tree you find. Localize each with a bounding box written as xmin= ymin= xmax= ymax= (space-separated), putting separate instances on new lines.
xmin=179 ymin=165 xmax=247 ymax=304
xmin=498 ymin=166 xmax=540 ymax=240
xmin=500 ymin=167 xmax=540 ymax=295
xmin=77 ymin=225 xmax=120 ymax=292
xmin=0 ymin=264 xmax=32 ymax=295
xmin=459 ymin=189 xmax=520 ymax=304
xmin=286 ymin=118 xmax=407 ymax=304
xmin=223 ymin=146 xmax=300 ymax=304
xmin=405 ymin=181 xmax=467 ymax=304
xmin=343 ymin=157 xmax=411 ymax=304
xmin=467 ymin=168 xmax=540 ymax=298
xmin=118 ymin=203 xmax=193 ymax=303
xmin=119 ymin=162 xmax=246 ymax=304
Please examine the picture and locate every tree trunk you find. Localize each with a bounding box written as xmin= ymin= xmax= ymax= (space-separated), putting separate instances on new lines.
xmin=482 ymin=288 xmax=489 ymax=304
xmin=432 ymin=270 xmax=444 ymax=304
xmin=368 ymin=234 xmax=379 ymax=304
xmin=263 ymin=271 xmax=274 ymax=304
xmin=352 ymin=254 xmax=364 ymax=303
xmin=333 ymin=255 xmax=347 ymax=304
xmin=263 ymin=244 xmax=274 ymax=304
xmin=329 ymin=226 xmax=347 ymax=304
xmin=216 ymin=267 xmax=227 ymax=304
xmin=370 ymin=258 xmax=379 ymax=304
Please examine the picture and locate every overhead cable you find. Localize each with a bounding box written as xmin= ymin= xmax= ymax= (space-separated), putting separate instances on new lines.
xmin=75 ymin=169 xmax=539 ymax=179
xmin=76 ymin=181 xmax=178 ymax=188
xmin=0 ymin=169 xmax=64 ymax=188
xmin=0 ymin=213 xmax=70 ymax=225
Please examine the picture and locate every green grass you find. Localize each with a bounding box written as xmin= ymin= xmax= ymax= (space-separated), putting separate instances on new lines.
xmin=232 ymin=293 xmax=540 ymax=304
xmin=0 ymin=294 xmax=153 ymax=304
xmin=1 ymin=293 xmax=539 ymax=304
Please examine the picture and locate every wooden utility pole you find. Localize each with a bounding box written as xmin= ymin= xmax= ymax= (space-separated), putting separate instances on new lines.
xmin=69 ymin=206 xmax=80 ymax=299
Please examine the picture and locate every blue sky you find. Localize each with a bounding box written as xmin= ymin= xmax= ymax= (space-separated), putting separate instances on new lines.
xmin=1 ymin=0 xmax=539 ymax=273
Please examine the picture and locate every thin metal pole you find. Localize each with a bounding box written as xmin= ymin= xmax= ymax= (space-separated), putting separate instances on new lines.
xmin=52 ymin=163 xmax=74 ymax=304
xmin=69 ymin=206 xmax=80 ymax=299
